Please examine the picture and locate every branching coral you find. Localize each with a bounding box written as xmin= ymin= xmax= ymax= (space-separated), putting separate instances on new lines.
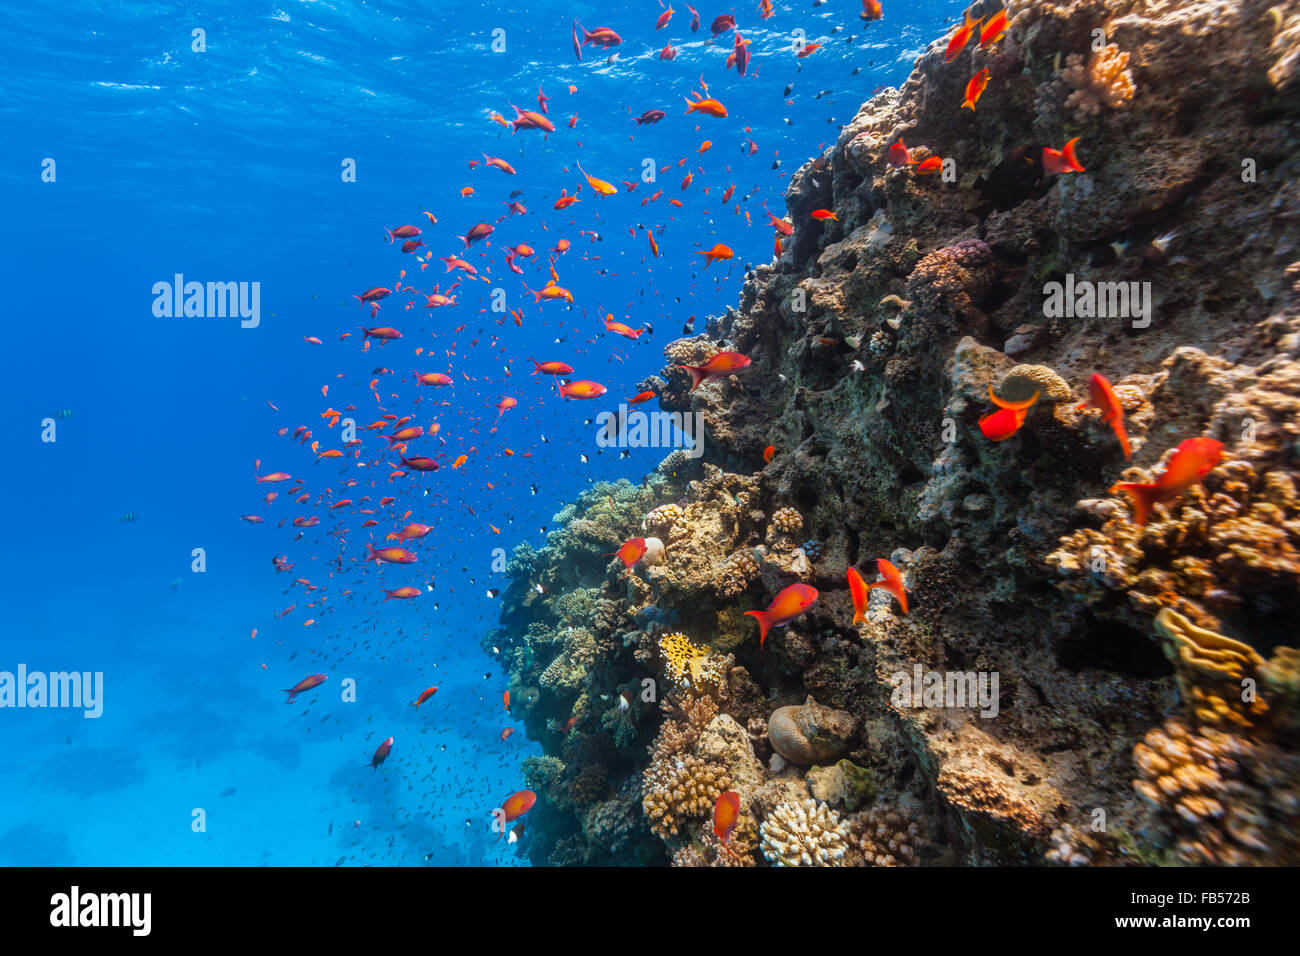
xmin=849 ymin=802 xmax=923 ymax=866
xmin=760 ymin=799 xmax=851 ymax=866
xmin=1061 ymin=44 xmax=1136 ymax=116
xmin=650 ymin=694 xmax=719 ymax=763
xmin=769 ymin=507 xmax=804 ymax=537
xmin=1047 ymin=452 xmax=1300 ymax=631
xmin=1133 ymin=718 xmax=1300 ymax=865
xmin=716 ymin=549 xmax=760 ymax=598
xmin=642 ymin=754 xmax=731 ymax=840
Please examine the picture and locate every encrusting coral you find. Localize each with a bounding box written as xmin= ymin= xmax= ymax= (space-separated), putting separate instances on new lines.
xmin=642 ymin=754 xmax=731 ymax=841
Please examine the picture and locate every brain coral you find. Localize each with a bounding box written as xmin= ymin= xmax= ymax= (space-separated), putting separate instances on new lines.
xmin=997 ymin=364 xmax=1072 ymax=404
xmin=760 ymin=799 xmax=851 ymax=866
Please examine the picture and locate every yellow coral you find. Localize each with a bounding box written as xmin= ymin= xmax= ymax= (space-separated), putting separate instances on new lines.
xmin=659 ymin=633 xmax=727 ymax=692
xmin=1156 ymin=608 xmax=1268 ymax=731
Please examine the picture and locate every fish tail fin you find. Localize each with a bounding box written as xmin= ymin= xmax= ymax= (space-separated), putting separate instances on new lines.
xmin=1115 ymin=421 xmax=1132 ymax=460
xmin=744 ymin=610 xmax=771 ymax=646
xmin=529 ymin=357 xmax=541 ymax=374
xmin=961 ymin=99 xmax=975 ymax=111
xmin=384 ymin=229 xmax=394 ymax=243
xmin=1111 ymin=482 xmax=1156 ymax=526
xmin=678 ymin=364 xmax=706 ymax=391
xmin=1063 ymin=137 xmax=1086 ymax=172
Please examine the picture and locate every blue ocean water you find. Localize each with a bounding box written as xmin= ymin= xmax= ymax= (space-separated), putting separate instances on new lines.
xmin=0 ymin=0 xmax=956 ymax=866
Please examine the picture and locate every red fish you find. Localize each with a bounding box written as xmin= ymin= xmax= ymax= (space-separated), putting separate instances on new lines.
xmin=412 ymin=686 xmax=439 ymax=708
xmin=283 ymin=674 xmax=327 ymax=702
xmin=656 ymin=4 xmax=675 ymax=28
xmin=500 ymin=727 xmax=514 ymax=742
xmin=1078 ymin=373 xmax=1131 ymax=459
xmin=978 ymin=385 xmax=1039 ymax=441
xmin=1111 ymin=438 xmax=1224 ymax=526
xmin=861 ymin=0 xmax=883 ymax=21
xmin=849 ymin=559 xmax=908 ymax=621
xmin=711 ymin=13 xmax=735 ymax=35
xmin=383 ymin=586 xmax=421 ymax=601
xmin=257 ymin=472 xmax=292 ymax=483
xmin=530 ymin=358 xmax=574 ymax=375
xmin=385 ymin=225 xmax=421 ymax=243
xmin=745 ymin=583 xmax=818 ymax=646
xmin=763 ymin=444 xmax=775 ymax=463
xmin=498 ymin=790 xmax=537 ymax=838
xmin=687 ymin=4 xmax=700 ymax=31
xmin=915 ymin=156 xmax=943 ymax=175
xmin=676 ymin=351 xmax=751 ymax=390
xmin=698 ymin=242 xmax=734 ymax=266
xmin=627 ymin=390 xmax=656 ymax=404
xmin=1042 ymin=137 xmax=1086 ymax=175
xmin=459 ymin=222 xmax=494 ymax=247
xmin=945 ymin=6 xmax=983 ymax=61
xmin=366 ymin=544 xmax=418 ymax=564
xmin=508 ymin=104 xmax=555 ymax=133
xmin=398 ymin=454 xmax=440 ymax=472
xmin=811 ymin=209 xmax=838 ymax=222
xmin=979 ymin=8 xmax=1009 ymax=46
xmin=558 ymin=380 xmax=608 ymax=399
xmin=574 ymin=20 xmax=622 ymax=50
xmin=961 ymin=68 xmax=990 ymax=110
xmin=359 ymin=326 xmax=403 ymax=342
xmin=353 ymin=287 xmax=391 ymax=303
xmin=370 ymin=736 xmax=393 ymax=769
xmin=714 ymin=790 xmax=741 ymax=852
xmin=416 ymin=372 xmax=453 ymax=386
xmin=888 ymin=140 xmax=919 ymax=168
xmin=611 ymin=537 xmax=648 ymax=569
xmin=636 ymin=109 xmax=667 ymax=126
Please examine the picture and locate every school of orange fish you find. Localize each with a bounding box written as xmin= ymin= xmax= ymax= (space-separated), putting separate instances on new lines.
xmin=244 ymin=2 xmax=1227 ymax=853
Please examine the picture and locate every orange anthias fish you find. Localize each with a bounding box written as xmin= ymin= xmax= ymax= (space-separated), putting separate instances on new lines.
xmin=860 ymin=0 xmax=883 ymax=20
xmin=961 ymin=68 xmax=990 ymax=110
xmin=611 ymin=536 xmax=648 ymax=569
xmin=411 ymin=686 xmax=439 ymax=708
xmin=500 ymin=727 xmax=514 ymax=742
xmin=283 ymin=673 xmax=327 ymax=702
xmin=848 ymin=559 xmax=909 ymax=621
xmin=498 ymin=790 xmax=537 ymax=839
xmin=745 ymin=583 xmax=818 ymax=647
xmin=605 ymin=317 xmax=645 ymax=339
xmin=685 ymin=96 xmax=728 ymax=118
xmin=382 ymin=586 xmax=421 ymax=601
xmin=713 ymin=791 xmax=741 ymax=854
xmin=915 ymin=156 xmax=943 ymax=175
xmin=577 ymin=162 xmax=617 ymax=196
xmin=1042 ymin=137 xmax=1086 ymax=175
xmin=530 ymin=358 xmax=574 ymax=375
xmin=1078 ymin=373 xmax=1131 ymax=459
xmin=763 ymin=444 xmax=775 ymax=463
xmin=677 ymin=351 xmax=752 ymax=391
xmin=811 ymin=209 xmax=839 ymax=222
xmin=699 ymin=243 xmax=734 ymax=266
xmin=558 ymin=379 xmax=608 ymax=399
xmin=979 ymin=386 xmax=1040 ymax=441
xmin=366 ymin=544 xmax=418 ymax=564
xmin=979 ymin=8 xmax=1009 ymax=47
xmin=945 ymin=6 xmax=983 ymax=61
xmin=888 ymin=140 xmax=920 ymax=169
xmin=1111 ymin=437 xmax=1224 ymax=526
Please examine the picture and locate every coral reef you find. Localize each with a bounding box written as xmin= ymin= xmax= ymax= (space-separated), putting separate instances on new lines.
xmin=483 ymin=0 xmax=1300 ymax=867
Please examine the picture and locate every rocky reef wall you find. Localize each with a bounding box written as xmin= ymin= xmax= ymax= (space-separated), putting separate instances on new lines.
xmin=484 ymin=0 xmax=1300 ymax=865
